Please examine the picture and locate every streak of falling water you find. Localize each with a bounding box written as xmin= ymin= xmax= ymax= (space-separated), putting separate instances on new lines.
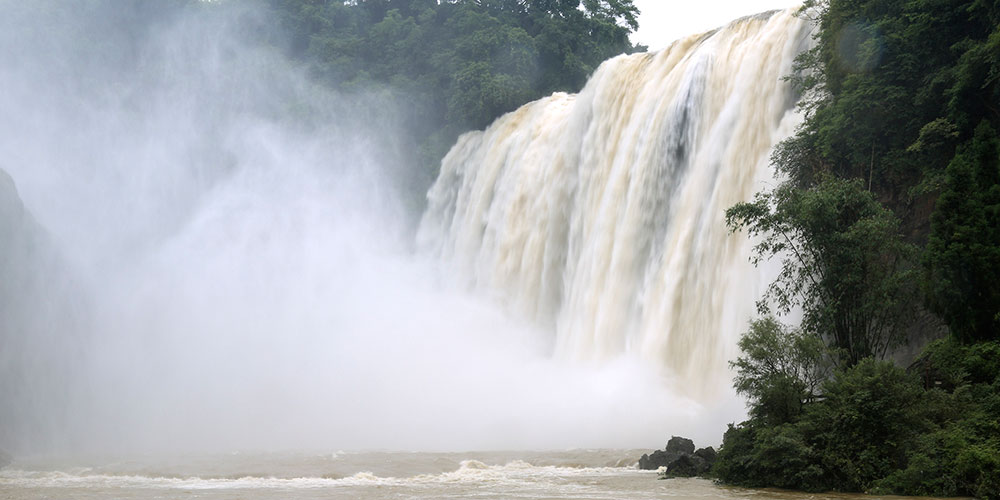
xmin=419 ymin=9 xmax=812 ymax=398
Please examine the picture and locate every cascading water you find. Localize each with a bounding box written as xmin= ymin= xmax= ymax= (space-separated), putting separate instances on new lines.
xmin=419 ymin=9 xmax=812 ymax=396
xmin=0 ymin=2 xmax=818 ymax=456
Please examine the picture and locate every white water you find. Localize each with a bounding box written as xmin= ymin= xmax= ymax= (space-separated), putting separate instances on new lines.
xmin=0 ymin=2 xmax=784 ymax=455
xmin=2 ymin=451 xmax=670 ymax=500
xmin=420 ymin=9 xmax=811 ymax=398
xmin=0 ymin=3 xmax=814 ymax=457
xmin=0 ymin=451 xmax=910 ymax=500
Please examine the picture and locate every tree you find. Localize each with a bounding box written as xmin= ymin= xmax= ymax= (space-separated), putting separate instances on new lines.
xmin=726 ymin=176 xmax=918 ymax=366
xmin=717 ymin=0 xmax=1000 ymax=495
xmin=924 ymin=121 xmax=1000 ymax=342
xmin=730 ymin=317 xmax=833 ymax=426
xmin=262 ymin=0 xmax=643 ymax=186
xmin=713 ymin=422 xmax=828 ymax=491
xmin=440 ymin=6 xmax=539 ymax=128
xmin=803 ymin=359 xmax=927 ymax=493
xmin=780 ymin=0 xmax=999 ymax=200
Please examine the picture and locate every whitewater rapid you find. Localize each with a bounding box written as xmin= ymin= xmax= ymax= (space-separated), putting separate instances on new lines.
xmin=0 ymin=450 xmax=881 ymax=500
xmin=419 ymin=9 xmax=811 ymax=396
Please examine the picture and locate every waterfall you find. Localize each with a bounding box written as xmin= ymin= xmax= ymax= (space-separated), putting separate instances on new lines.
xmin=419 ymin=9 xmax=811 ymax=396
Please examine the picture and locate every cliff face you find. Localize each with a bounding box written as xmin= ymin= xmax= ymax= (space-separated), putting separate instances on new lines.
xmin=1 ymin=168 xmax=42 ymax=322
xmin=0 ymin=167 xmax=42 ymax=350
xmin=0 ymin=168 xmax=86 ymax=454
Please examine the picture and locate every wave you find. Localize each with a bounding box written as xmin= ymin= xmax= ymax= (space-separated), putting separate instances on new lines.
xmin=0 ymin=460 xmax=643 ymax=490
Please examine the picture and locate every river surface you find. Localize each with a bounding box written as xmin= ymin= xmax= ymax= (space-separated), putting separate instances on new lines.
xmin=0 ymin=450 xmax=946 ymax=500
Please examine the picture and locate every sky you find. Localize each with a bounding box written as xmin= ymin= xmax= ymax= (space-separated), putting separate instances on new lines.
xmin=632 ymin=0 xmax=800 ymax=50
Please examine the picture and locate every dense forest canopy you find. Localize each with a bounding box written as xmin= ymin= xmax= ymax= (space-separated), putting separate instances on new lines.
xmin=263 ymin=0 xmax=644 ymax=190
xmin=2 ymin=0 xmax=642 ymax=207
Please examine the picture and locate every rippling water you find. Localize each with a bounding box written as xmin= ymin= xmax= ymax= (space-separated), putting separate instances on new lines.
xmin=0 ymin=450 xmax=941 ymax=500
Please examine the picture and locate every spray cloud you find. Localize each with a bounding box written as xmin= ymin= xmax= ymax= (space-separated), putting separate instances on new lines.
xmin=0 ymin=0 xmax=742 ymax=456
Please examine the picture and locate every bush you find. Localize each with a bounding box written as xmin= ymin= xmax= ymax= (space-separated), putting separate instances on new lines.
xmin=713 ymin=424 xmax=758 ymax=486
xmin=954 ymin=442 xmax=1000 ymax=499
xmin=801 ymin=359 xmax=926 ymax=492
xmin=730 ymin=317 xmax=832 ymax=426
xmin=716 ymin=320 xmax=1000 ymax=496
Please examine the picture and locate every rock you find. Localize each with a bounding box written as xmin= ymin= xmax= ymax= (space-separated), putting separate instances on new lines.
xmin=0 ymin=449 xmax=11 ymax=468
xmin=641 ymin=437 xmax=717 ymax=477
xmin=664 ymin=454 xmax=705 ymax=478
xmin=694 ymin=446 xmax=717 ymax=464
xmin=639 ymin=436 xmax=695 ymax=470
xmin=665 ymin=436 xmax=695 ymax=455
xmin=639 ymin=449 xmax=673 ymax=470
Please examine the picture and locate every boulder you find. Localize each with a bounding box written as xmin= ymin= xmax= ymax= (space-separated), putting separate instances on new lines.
xmin=666 ymin=436 xmax=695 ymax=455
xmin=639 ymin=436 xmax=696 ymax=470
xmin=639 ymin=449 xmax=673 ymax=470
xmin=694 ymin=446 xmax=717 ymax=464
xmin=641 ymin=437 xmax=718 ymax=478
xmin=662 ymin=454 xmax=706 ymax=478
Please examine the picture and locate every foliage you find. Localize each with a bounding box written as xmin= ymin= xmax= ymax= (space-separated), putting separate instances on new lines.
xmin=785 ymin=0 xmax=1000 ymax=198
xmin=924 ymin=121 xmax=1000 ymax=342
xmin=713 ymin=423 xmax=828 ymax=491
xmin=720 ymin=0 xmax=1000 ymax=490
xmin=879 ymin=337 xmax=1000 ymax=499
xmin=778 ymin=0 xmax=999 ymax=340
xmin=802 ymin=359 xmax=926 ymax=492
xmin=263 ymin=0 xmax=644 ymax=183
xmin=730 ymin=317 xmax=833 ymax=426
xmin=726 ymin=176 xmax=917 ymax=366
xmin=717 ymin=340 xmax=1000 ymax=498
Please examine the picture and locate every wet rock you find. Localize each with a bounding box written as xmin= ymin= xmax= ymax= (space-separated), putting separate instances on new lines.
xmin=663 ymin=454 xmax=705 ymax=478
xmin=694 ymin=446 xmax=717 ymax=463
xmin=641 ymin=437 xmax=717 ymax=478
xmin=666 ymin=436 xmax=695 ymax=455
xmin=0 ymin=449 xmax=11 ymax=468
xmin=639 ymin=435 xmax=694 ymax=470
xmin=639 ymin=450 xmax=672 ymax=470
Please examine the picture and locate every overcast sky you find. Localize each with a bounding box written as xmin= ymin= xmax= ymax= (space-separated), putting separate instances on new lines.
xmin=631 ymin=0 xmax=800 ymax=50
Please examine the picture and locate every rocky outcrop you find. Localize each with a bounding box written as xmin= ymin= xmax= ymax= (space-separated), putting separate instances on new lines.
xmin=638 ymin=436 xmax=693 ymax=469
xmin=638 ymin=436 xmax=717 ymax=478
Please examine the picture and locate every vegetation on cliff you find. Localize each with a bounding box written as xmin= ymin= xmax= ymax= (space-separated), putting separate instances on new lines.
xmin=263 ymin=0 xmax=644 ymax=185
xmin=5 ymin=0 xmax=642 ymax=202
xmin=716 ymin=0 xmax=1000 ymax=497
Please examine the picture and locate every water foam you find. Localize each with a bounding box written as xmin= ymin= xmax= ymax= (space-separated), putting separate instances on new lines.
xmin=0 ymin=461 xmax=637 ymax=490
xmin=420 ymin=8 xmax=811 ymax=398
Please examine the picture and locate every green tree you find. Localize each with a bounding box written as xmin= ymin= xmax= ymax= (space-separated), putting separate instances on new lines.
xmin=718 ymin=0 xmax=1000 ymax=495
xmin=730 ymin=317 xmax=833 ymax=426
xmin=714 ymin=422 xmax=828 ymax=491
xmin=263 ymin=0 xmax=642 ymax=188
xmin=924 ymin=121 xmax=1000 ymax=343
xmin=782 ymin=0 xmax=999 ymax=200
xmin=802 ymin=359 xmax=926 ymax=492
xmin=439 ymin=6 xmax=539 ymax=128
xmin=726 ymin=176 xmax=918 ymax=366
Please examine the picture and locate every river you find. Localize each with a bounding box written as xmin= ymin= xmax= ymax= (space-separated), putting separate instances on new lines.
xmin=0 ymin=450 xmax=946 ymax=500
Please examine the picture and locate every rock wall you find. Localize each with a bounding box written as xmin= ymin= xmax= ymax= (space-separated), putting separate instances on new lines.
xmin=0 ymin=168 xmax=86 ymax=454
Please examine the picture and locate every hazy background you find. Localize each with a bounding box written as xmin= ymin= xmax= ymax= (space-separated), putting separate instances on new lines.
xmin=632 ymin=0 xmax=799 ymax=50
xmin=0 ymin=0 xmax=744 ymax=456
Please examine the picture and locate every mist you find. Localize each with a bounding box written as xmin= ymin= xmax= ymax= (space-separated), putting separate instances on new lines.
xmin=0 ymin=1 xmax=743 ymax=456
